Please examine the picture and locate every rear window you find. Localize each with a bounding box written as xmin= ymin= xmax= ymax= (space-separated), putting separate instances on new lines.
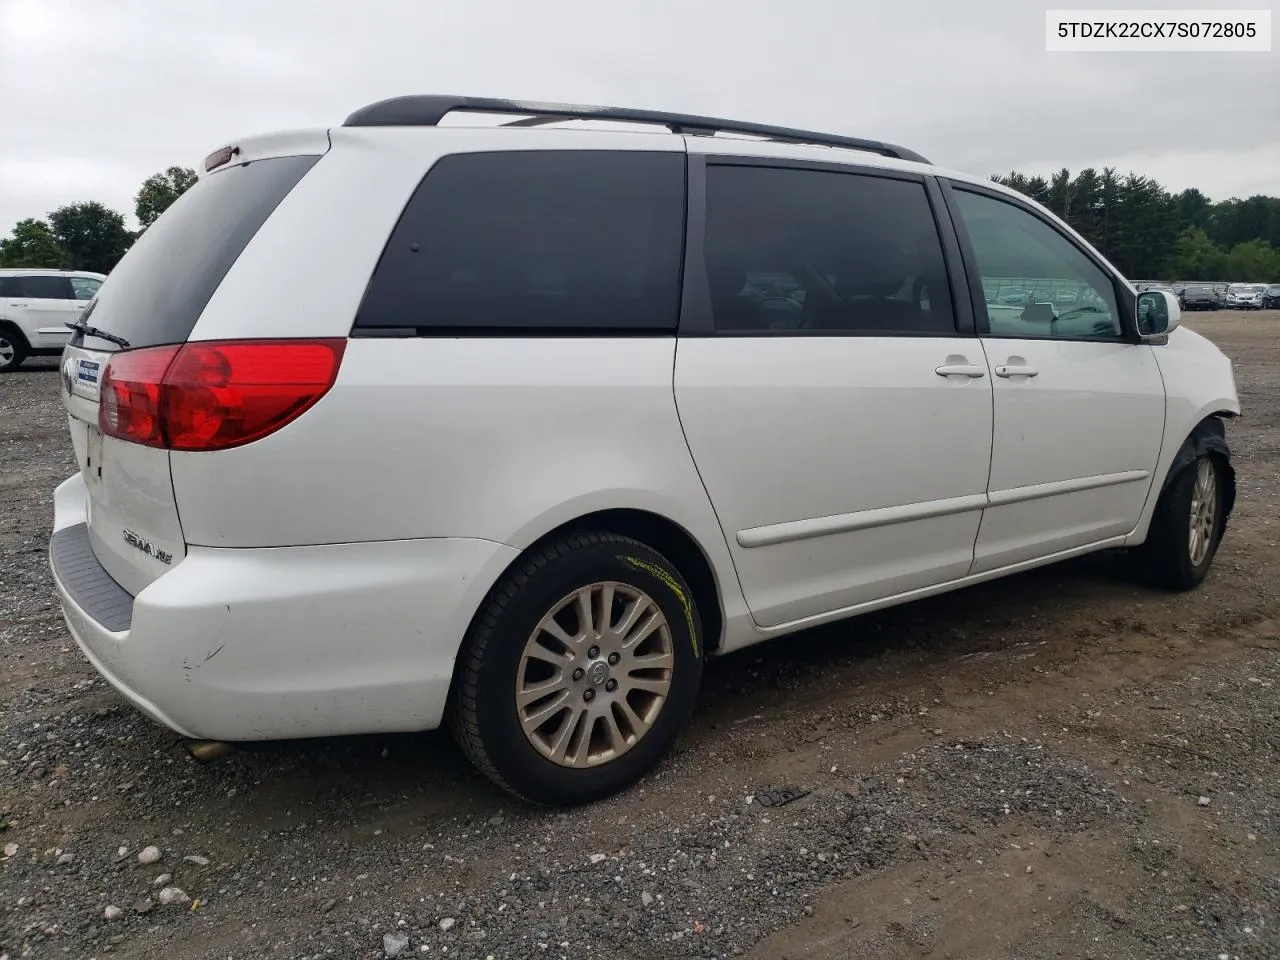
xmin=86 ymin=154 xmax=319 ymax=348
xmin=355 ymin=151 xmax=686 ymax=333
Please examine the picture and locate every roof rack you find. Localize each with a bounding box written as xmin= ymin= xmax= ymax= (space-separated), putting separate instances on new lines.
xmin=341 ymin=95 xmax=930 ymax=164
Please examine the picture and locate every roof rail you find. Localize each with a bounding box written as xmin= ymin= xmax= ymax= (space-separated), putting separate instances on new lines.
xmin=341 ymin=95 xmax=930 ymax=164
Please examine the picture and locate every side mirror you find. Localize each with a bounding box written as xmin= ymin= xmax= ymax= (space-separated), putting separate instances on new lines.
xmin=1137 ymin=289 xmax=1181 ymax=340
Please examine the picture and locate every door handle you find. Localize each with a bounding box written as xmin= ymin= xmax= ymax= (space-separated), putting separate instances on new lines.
xmin=995 ymin=364 xmax=1039 ymax=378
xmin=934 ymin=363 xmax=986 ymax=379
xmin=10 ymin=302 xmax=28 ymax=307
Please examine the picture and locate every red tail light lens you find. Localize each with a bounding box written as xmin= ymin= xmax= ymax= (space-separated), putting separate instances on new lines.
xmin=98 ymin=340 xmax=346 ymax=451
xmin=98 ymin=345 xmax=181 ymax=447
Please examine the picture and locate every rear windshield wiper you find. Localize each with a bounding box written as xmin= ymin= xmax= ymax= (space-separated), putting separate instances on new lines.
xmin=66 ymin=319 xmax=131 ymax=349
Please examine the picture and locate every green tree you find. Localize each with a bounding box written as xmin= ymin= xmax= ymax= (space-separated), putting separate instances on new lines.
xmin=988 ymin=166 xmax=1280 ymax=282
xmin=1067 ymin=168 xmax=1103 ymax=242
xmin=1110 ymin=175 xmax=1177 ymax=280
xmin=1047 ymin=167 xmax=1074 ymax=222
xmin=1095 ymin=167 xmax=1121 ymax=258
xmin=1173 ymin=188 xmax=1211 ymax=233
xmin=134 ymin=166 xmax=198 ymax=229
xmin=1162 ymin=228 xmax=1226 ymax=280
xmin=48 ymin=202 xmax=133 ymax=274
xmin=0 ymin=218 xmax=66 ymax=268
xmin=1224 ymin=239 xmax=1280 ymax=282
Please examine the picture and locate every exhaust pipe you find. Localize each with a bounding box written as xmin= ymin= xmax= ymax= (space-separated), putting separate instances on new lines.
xmin=184 ymin=739 xmax=236 ymax=763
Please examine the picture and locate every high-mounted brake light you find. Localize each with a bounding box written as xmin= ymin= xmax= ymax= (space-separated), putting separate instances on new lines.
xmin=203 ymin=145 xmax=241 ymax=172
xmin=99 ymin=340 xmax=346 ymax=451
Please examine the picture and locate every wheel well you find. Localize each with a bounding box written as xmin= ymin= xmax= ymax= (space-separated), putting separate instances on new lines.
xmin=534 ymin=509 xmax=725 ymax=654
xmin=1164 ymin=414 xmax=1236 ymax=522
xmin=0 ymin=320 xmax=29 ymax=348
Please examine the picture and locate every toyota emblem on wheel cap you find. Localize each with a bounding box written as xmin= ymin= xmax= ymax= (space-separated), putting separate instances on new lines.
xmin=586 ymin=661 xmax=609 ymax=686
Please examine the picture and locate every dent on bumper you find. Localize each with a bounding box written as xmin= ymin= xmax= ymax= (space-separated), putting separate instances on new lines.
xmin=50 ymin=476 xmax=519 ymax=741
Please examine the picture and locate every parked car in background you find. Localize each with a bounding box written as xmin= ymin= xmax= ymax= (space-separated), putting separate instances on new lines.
xmin=1225 ymin=284 xmax=1266 ymax=309
xmin=1262 ymin=285 xmax=1280 ymax=309
xmin=0 ymin=269 xmax=106 ymax=372
xmin=1180 ymin=285 xmax=1223 ymax=311
xmin=48 ymin=95 xmax=1241 ymax=805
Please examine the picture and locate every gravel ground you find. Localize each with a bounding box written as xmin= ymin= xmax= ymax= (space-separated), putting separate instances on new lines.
xmin=1 ymin=311 xmax=1278 ymax=960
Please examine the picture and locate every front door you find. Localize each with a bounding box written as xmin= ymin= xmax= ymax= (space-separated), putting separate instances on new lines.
xmin=945 ymin=185 xmax=1166 ymax=574
xmin=675 ymin=161 xmax=994 ymax=629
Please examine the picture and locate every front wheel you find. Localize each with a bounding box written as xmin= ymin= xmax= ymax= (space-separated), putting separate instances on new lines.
xmin=0 ymin=328 xmax=27 ymax=372
xmin=449 ymin=532 xmax=703 ymax=805
xmin=1139 ymin=455 xmax=1227 ymax=590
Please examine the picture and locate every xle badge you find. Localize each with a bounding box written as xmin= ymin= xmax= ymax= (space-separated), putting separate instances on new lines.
xmin=122 ymin=529 xmax=173 ymax=565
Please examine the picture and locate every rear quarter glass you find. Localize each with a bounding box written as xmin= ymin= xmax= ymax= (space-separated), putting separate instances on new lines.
xmin=354 ymin=150 xmax=686 ymax=333
xmin=84 ymin=155 xmax=319 ymax=349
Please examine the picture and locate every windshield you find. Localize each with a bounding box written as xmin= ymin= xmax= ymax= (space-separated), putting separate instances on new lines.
xmin=1229 ymin=284 xmax=1262 ymax=294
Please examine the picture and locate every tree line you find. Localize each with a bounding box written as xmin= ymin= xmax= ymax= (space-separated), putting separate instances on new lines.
xmin=993 ymin=169 xmax=1280 ymax=283
xmin=0 ymin=167 xmax=197 ymax=274
xmin=3 ymin=161 xmax=1277 ymax=283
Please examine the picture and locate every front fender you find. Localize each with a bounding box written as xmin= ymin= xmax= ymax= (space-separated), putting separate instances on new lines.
xmin=1126 ymin=328 xmax=1240 ymax=545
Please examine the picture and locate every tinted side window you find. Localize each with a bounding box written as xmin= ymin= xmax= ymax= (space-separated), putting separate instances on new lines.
xmin=952 ymin=189 xmax=1122 ymax=341
xmin=86 ymin=154 xmax=319 ymax=348
xmin=0 ymin=278 xmax=15 ymax=297
xmin=357 ymin=151 xmax=686 ymax=332
xmin=17 ymin=276 xmax=74 ymax=299
xmin=703 ymin=165 xmax=955 ymax=334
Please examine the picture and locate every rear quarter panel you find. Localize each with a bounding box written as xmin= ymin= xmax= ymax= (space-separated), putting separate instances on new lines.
xmin=169 ymin=339 xmax=746 ymax=630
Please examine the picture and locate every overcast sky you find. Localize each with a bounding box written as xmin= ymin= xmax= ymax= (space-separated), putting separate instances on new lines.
xmin=1 ymin=0 xmax=1276 ymax=234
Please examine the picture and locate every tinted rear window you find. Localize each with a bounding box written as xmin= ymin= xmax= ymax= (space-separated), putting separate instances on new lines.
xmin=86 ymin=154 xmax=319 ymax=348
xmin=356 ymin=151 xmax=686 ymax=332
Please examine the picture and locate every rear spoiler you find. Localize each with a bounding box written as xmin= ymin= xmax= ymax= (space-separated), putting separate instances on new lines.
xmin=201 ymin=129 xmax=332 ymax=177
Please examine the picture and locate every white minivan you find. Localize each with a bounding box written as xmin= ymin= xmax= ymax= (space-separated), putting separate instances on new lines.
xmin=0 ymin=269 xmax=105 ymax=371
xmin=50 ymin=97 xmax=1239 ymax=805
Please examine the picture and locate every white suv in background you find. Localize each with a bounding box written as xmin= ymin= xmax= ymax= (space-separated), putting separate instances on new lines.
xmin=0 ymin=269 xmax=105 ymax=371
xmin=50 ymin=96 xmax=1240 ymax=805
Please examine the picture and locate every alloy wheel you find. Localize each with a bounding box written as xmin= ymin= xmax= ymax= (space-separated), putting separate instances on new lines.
xmin=1188 ymin=458 xmax=1217 ymax=567
xmin=516 ymin=581 xmax=674 ymax=768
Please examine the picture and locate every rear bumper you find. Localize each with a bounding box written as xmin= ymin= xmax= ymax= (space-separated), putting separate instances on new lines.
xmin=50 ymin=473 xmax=518 ymax=741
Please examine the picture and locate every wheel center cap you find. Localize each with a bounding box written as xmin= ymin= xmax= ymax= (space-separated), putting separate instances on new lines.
xmin=586 ymin=661 xmax=610 ymax=686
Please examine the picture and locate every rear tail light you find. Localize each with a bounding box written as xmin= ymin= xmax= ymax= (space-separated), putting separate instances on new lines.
xmin=99 ymin=339 xmax=346 ymax=451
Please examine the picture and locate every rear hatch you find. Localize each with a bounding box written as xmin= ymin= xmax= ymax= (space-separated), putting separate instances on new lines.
xmin=60 ymin=137 xmax=326 ymax=597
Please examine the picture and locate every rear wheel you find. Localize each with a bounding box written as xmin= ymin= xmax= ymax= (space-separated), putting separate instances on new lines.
xmin=1139 ymin=455 xmax=1226 ymax=590
xmin=450 ymin=532 xmax=703 ymax=805
xmin=0 ymin=327 xmax=27 ymax=372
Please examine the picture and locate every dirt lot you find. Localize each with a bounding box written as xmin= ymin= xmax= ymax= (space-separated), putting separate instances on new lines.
xmin=2 ymin=311 xmax=1278 ymax=960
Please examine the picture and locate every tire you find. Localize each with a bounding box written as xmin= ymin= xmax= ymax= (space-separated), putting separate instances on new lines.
xmin=450 ymin=531 xmax=704 ymax=805
xmin=1139 ymin=454 xmax=1227 ymax=591
xmin=0 ymin=326 xmax=27 ymax=372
